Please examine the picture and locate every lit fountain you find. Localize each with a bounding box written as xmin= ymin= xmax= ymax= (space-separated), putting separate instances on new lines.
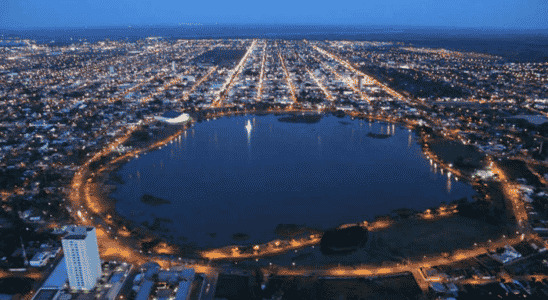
xmin=246 ymin=119 xmax=252 ymax=149
xmin=245 ymin=119 xmax=252 ymax=133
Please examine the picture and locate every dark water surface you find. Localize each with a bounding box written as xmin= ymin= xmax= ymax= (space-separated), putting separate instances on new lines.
xmin=111 ymin=114 xmax=475 ymax=248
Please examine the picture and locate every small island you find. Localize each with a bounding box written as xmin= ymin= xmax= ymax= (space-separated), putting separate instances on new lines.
xmin=278 ymin=114 xmax=322 ymax=124
xmin=140 ymin=194 xmax=171 ymax=206
xmin=367 ymin=132 xmax=391 ymax=139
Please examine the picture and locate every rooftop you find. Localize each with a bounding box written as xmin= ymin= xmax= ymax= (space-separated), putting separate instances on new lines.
xmin=31 ymin=289 xmax=60 ymax=300
xmin=63 ymin=226 xmax=94 ymax=240
xmin=42 ymin=257 xmax=68 ymax=289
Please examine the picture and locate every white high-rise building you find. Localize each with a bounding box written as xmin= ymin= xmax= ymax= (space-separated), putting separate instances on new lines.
xmin=62 ymin=226 xmax=102 ymax=290
xmin=172 ymin=61 xmax=176 ymax=72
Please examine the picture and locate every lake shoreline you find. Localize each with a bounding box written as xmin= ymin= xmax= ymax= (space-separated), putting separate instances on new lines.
xmin=110 ymin=112 xmax=477 ymax=251
xmin=73 ymin=108 xmax=514 ymax=264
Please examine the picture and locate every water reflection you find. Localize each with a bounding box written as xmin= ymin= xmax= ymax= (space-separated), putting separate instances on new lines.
xmin=112 ymin=115 xmax=476 ymax=248
xmin=318 ymin=135 xmax=322 ymax=158
xmin=246 ymin=119 xmax=252 ymax=152
xmin=408 ymin=130 xmax=412 ymax=148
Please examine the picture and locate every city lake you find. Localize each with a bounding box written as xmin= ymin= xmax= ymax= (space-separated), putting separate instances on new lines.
xmin=111 ymin=114 xmax=476 ymax=249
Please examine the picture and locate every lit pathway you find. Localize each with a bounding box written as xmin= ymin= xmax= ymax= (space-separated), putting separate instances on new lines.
xmin=181 ymin=66 xmax=218 ymax=101
xmin=139 ymin=46 xmax=217 ymax=103
xmin=213 ymin=40 xmax=257 ymax=107
xmin=308 ymin=52 xmax=370 ymax=103
xmin=308 ymin=41 xmax=406 ymax=102
xmin=101 ymin=42 xmax=208 ymax=102
xmin=488 ymin=158 xmax=539 ymax=243
xmin=256 ymin=41 xmax=267 ymax=101
xmin=65 ymin=99 xmax=542 ymax=294
xmin=276 ymin=42 xmax=297 ymax=103
xmin=68 ymin=120 xmax=223 ymax=272
xmin=266 ymin=236 xmax=524 ymax=292
xmin=296 ymin=51 xmax=334 ymax=101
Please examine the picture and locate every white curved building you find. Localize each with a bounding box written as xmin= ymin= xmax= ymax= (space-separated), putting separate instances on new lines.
xmin=154 ymin=111 xmax=192 ymax=124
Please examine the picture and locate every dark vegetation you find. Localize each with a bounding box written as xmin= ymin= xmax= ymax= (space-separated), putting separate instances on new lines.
xmin=497 ymin=159 xmax=541 ymax=186
xmin=320 ymin=226 xmax=368 ymax=255
xmin=416 ymin=125 xmax=484 ymax=170
xmin=502 ymin=118 xmax=548 ymax=160
xmin=110 ymin=174 xmax=125 ymax=184
xmin=192 ymin=49 xmax=246 ymax=66
xmin=140 ymin=238 xmax=162 ymax=253
xmin=455 ymin=196 xmax=508 ymax=225
xmin=263 ymin=273 xmax=421 ymax=300
xmin=274 ymin=224 xmax=316 ymax=238
xmin=0 ymin=277 xmax=35 ymax=294
xmin=360 ymin=64 xmax=470 ymax=99
xmin=296 ymin=92 xmax=324 ymax=104
xmin=332 ymin=110 xmax=346 ymax=118
xmin=0 ymin=222 xmax=58 ymax=268
xmin=141 ymin=217 xmax=173 ymax=232
xmin=214 ymin=274 xmax=254 ymax=300
xmin=391 ymin=208 xmax=419 ymax=219
xmin=0 ymin=168 xmax=25 ymax=189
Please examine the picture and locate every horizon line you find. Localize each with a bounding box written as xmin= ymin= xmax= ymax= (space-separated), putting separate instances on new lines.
xmin=1 ymin=24 xmax=548 ymax=32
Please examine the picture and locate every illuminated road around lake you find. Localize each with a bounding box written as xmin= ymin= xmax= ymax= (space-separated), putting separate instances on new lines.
xmin=60 ymin=39 xmax=546 ymax=290
xmin=65 ymin=107 xmax=545 ymax=292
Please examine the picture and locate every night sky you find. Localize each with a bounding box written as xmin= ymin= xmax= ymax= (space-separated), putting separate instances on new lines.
xmin=1 ymin=0 xmax=547 ymax=29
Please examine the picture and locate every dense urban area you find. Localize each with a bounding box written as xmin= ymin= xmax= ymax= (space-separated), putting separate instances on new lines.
xmin=1 ymin=36 xmax=548 ymax=300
